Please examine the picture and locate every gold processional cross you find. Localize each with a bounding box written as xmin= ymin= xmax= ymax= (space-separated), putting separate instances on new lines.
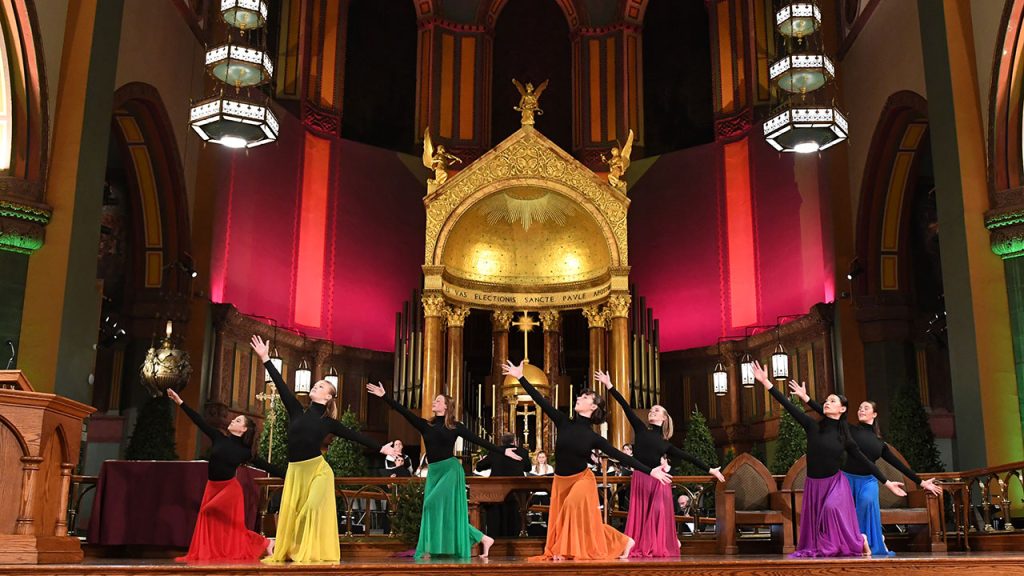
xmin=255 ymin=385 xmax=280 ymax=463
xmin=512 ymin=311 xmax=540 ymax=448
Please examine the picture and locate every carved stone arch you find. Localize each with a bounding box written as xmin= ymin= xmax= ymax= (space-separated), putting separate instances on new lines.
xmin=855 ymin=90 xmax=930 ymax=300
xmin=482 ymin=0 xmax=582 ymax=30
xmin=989 ymin=0 xmax=1024 ymax=193
xmin=109 ymin=82 xmax=192 ymax=297
xmin=0 ymin=0 xmax=50 ymax=253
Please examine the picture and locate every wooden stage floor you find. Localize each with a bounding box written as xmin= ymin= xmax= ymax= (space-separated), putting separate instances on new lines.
xmin=1 ymin=552 xmax=1023 ymax=576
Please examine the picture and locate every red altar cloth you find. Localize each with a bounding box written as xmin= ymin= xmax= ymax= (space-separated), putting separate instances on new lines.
xmin=86 ymin=460 xmax=267 ymax=547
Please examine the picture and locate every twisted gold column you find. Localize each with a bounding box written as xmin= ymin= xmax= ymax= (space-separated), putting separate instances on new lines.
xmin=445 ymin=305 xmax=471 ymax=417
xmin=607 ymin=294 xmax=632 ymax=450
xmin=421 ymin=294 xmax=446 ymax=422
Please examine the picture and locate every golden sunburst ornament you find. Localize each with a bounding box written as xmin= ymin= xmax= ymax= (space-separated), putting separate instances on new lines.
xmin=484 ymin=189 xmax=576 ymax=231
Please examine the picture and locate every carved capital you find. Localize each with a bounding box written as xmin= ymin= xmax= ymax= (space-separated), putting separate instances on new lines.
xmin=422 ymin=294 xmax=447 ymax=317
xmin=538 ymin=309 xmax=561 ymax=332
xmin=491 ymin=309 xmax=515 ymax=330
xmin=582 ymin=305 xmax=608 ymax=328
xmin=606 ymin=293 xmax=632 ymax=318
xmin=444 ymin=305 xmax=471 ymax=327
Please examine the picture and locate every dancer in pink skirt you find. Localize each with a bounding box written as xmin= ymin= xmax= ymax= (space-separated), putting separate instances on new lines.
xmin=597 ymin=371 xmax=725 ymax=557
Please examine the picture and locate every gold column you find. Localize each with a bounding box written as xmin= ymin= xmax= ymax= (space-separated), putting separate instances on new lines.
xmin=607 ymin=294 xmax=632 ymax=450
xmin=583 ymin=305 xmax=608 ymax=378
xmin=490 ymin=310 xmax=514 ymax=435
xmin=420 ymin=294 xmax=446 ymax=421
xmin=539 ymin=309 xmax=561 ymax=452
xmin=444 ymin=305 xmax=470 ymax=417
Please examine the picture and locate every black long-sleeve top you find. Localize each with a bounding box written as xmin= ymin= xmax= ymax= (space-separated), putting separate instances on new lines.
xmin=806 ymin=399 xmax=922 ymax=484
xmin=767 ymin=387 xmax=886 ymax=482
xmin=179 ymin=402 xmax=286 ymax=481
xmin=378 ymin=393 xmax=503 ymax=462
xmin=606 ymin=387 xmax=710 ymax=472
xmin=476 ymin=444 xmax=531 ymax=476
xmin=265 ymin=360 xmax=383 ymax=462
xmin=518 ymin=377 xmax=654 ymax=476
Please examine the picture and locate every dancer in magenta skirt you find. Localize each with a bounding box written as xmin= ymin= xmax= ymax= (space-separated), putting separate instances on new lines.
xmin=597 ymin=371 xmax=724 ymax=557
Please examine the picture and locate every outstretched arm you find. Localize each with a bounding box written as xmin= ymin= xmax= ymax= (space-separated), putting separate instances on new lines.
xmin=593 ymin=435 xmax=652 ymax=475
xmin=598 ymin=371 xmax=645 ymax=432
xmin=502 ymin=360 xmax=565 ymax=425
xmin=753 ymin=361 xmax=813 ymax=431
xmin=249 ymin=456 xmax=287 ymax=479
xmin=880 ymin=444 xmax=922 ymax=486
xmin=326 ymin=418 xmax=386 ymax=453
xmin=252 ymin=335 xmax=303 ymax=418
xmin=788 ymin=380 xmax=824 ymax=417
xmin=366 ymin=382 xmax=429 ymax=433
xmin=453 ymin=422 xmax=502 ymax=455
xmin=168 ymin=389 xmax=219 ymax=440
xmin=666 ymin=445 xmax=709 ymax=473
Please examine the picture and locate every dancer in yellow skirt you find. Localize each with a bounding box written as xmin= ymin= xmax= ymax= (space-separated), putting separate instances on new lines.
xmin=252 ymin=336 xmax=398 ymax=563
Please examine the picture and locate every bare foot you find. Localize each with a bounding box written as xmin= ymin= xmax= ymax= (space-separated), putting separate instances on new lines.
xmin=480 ymin=535 xmax=494 ymax=558
xmin=861 ymin=534 xmax=871 ymax=557
xmin=420 ymin=553 xmax=430 ymax=560
xmin=620 ymin=537 xmax=635 ymax=559
xmin=551 ymin=554 xmax=565 ymax=561
xmin=265 ymin=538 xmax=275 ymax=557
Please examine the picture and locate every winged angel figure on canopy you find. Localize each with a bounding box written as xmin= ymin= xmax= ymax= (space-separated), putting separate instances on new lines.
xmin=422 ymin=127 xmax=462 ymax=192
xmin=601 ymin=129 xmax=634 ymax=193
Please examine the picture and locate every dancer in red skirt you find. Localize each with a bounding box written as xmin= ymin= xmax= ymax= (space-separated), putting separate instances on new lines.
xmin=167 ymin=388 xmax=284 ymax=563
xmin=596 ymin=371 xmax=725 ymax=557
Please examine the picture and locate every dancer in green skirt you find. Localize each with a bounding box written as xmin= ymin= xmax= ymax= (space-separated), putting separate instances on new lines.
xmin=367 ymin=382 xmax=522 ymax=559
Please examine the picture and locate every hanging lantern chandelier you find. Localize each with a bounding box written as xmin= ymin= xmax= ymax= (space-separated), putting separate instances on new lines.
xmin=190 ymin=0 xmax=277 ymax=149
xmin=220 ymin=0 xmax=269 ymax=30
xmin=764 ymin=0 xmax=847 ymax=154
xmin=294 ymin=357 xmax=312 ymax=394
xmin=740 ymin=353 xmax=755 ymax=388
xmin=771 ymin=343 xmax=790 ymax=380
xmin=712 ymin=362 xmax=728 ymax=397
xmin=140 ymin=321 xmax=193 ymax=397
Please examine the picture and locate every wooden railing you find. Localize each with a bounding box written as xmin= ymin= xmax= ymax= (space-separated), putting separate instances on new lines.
xmin=66 ymin=459 xmax=1024 ymax=550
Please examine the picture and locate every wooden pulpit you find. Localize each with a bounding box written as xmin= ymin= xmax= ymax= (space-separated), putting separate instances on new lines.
xmin=0 ymin=370 xmax=95 ymax=563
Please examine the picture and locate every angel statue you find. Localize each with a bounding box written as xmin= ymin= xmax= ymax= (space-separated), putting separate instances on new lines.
xmin=601 ymin=129 xmax=635 ymax=193
xmin=513 ymin=78 xmax=549 ymax=126
xmin=422 ymin=127 xmax=462 ymax=192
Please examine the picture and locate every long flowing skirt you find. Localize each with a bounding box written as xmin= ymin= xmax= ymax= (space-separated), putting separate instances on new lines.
xmin=790 ymin=472 xmax=866 ymax=558
xmin=845 ymin=472 xmax=894 ymax=556
xmin=264 ymin=456 xmax=339 ymax=563
xmin=176 ymin=478 xmax=269 ymax=563
xmin=624 ymin=470 xmax=680 ymax=557
xmin=530 ymin=468 xmax=631 ymax=561
xmin=415 ymin=456 xmax=483 ymax=558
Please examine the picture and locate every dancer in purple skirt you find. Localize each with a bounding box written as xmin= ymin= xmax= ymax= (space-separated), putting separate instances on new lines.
xmin=751 ymin=361 xmax=906 ymax=557
xmin=597 ymin=371 xmax=725 ymax=557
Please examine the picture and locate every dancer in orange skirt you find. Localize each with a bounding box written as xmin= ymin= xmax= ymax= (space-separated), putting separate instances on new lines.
xmin=166 ymin=388 xmax=285 ymax=563
xmin=502 ymin=360 xmax=672 ymax=560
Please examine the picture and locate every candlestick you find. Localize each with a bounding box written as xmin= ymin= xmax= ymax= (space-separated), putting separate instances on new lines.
xmin=491 ymin=384 xmax=496 ymax=419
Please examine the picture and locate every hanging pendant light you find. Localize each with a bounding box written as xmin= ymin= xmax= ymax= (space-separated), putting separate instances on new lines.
xmin=264 ymin=340 xmax=283 ymax=383
xmin=776 ymin=2 xmax=821 ymax=38
xmin=324 ymin=365 xmax=340 ymax=389
xmin=221 ymin=0 xmax=269 ymax=30
xmin=139 ymin=320 xmax=193 ymax=397
xmin=712 ymin=362 xmax=728 ymax=396
xmin=294 ymin=357 xmax=312 ymax=394
xmin=206 ymin=43 xmax=274 ymax=88
xmin=770 ymin=53 xmax=834 ymax=94
xmin=190 ymin=92 xmax=279 ymax=149
xmin=765 ymin=0 xmax=846 ymax=154
xmin=771 ymin=344 xmax=790 ymax=380
xmin=740 ymin=353 xmax=755 ymax=388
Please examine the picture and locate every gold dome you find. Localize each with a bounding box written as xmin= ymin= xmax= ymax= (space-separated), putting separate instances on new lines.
xmin=441 ymin=186 xmax=611 ymax=289
xmin=502 ymin=361 xmax=549 ymax=397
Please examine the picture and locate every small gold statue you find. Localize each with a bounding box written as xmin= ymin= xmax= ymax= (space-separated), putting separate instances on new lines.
xmin=422 ymin=127 xmax=462 ymax=191
xmin=513 ymin=78 xmax=549 ymax=126
xmin=601 ymin=129 xmax=635 ymax=193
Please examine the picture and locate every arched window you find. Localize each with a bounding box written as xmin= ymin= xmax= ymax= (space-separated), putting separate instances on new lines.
xmin=0 ymin=22 xmax=13 ymax=172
